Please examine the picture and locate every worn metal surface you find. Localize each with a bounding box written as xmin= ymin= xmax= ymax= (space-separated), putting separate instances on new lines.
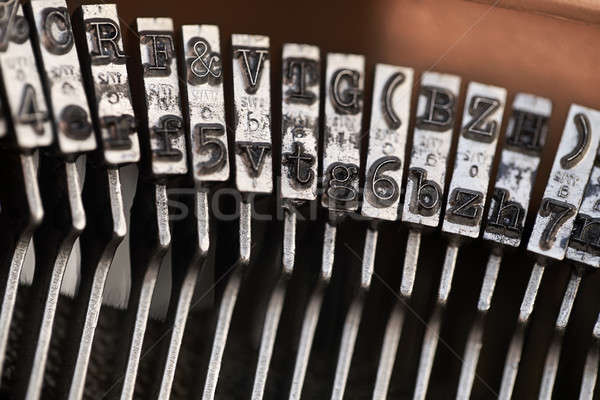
xmin=361 ymin=64 xmax=413 ymax=221
xmin=321 ymin=52 xmax=365 ymax=212
xmin=483 ymin=93 xmax=552 ymax=247
xmin=77 ymin=4 xmax=140 ymax=166
xmin=527 ymin=104 xmax=600 ymax=261
xmin=566 ymin=149 xmax=600 ymax=268
xmin=232 ymin=34 xmax=272 ymax=194
xmin=137 ymin=17 xmax=187 ymax=177
xmin=27 ymin=0 xmax=96 ymax=155
xmin=442 ymin=82 xmax=507 ymax=238
xmin=181 ymin=24 xmax=229 ymax=183
xmin=0 ymin=0 xmax=52 ymax=149
xmin=281 ymin=43 xmax=320 ymax=201
xmin=402 ymin=72 xmax=461 ymax=228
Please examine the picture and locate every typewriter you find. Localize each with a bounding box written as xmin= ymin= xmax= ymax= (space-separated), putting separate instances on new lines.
xmin=0 ymin=0 xmax=599 ymax=399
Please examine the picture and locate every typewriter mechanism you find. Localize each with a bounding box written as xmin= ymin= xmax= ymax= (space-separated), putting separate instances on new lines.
xmin=0 ymin=0 xmax=599 ymax=399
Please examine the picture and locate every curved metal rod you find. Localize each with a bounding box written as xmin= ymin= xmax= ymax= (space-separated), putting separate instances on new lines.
xmin=0 ymin=153 xmax=43 ymax=380
xmin=202 ymin=200 xmax=251 ymax=400
xmin=372 ymin=229 xmax=421 ymax=399
xmin=412 ymin=242 xmax=459 ymax=400
xmin=288 ymin=221 xmax=337 ymax=400
xmin=11 ymin=158 xmax=86 ymax=400
xmin=99 ymin=182 xmax=171 ymax=400
xmin=538 ymin=268 xmax=582 ymax=400
xmin=330 ymin=227 xmax=378 ymax=400
xmin=456 ymin=252 xmax=502 ymax=399
xmin=498 ymin=262 xmax=545 ymax=400
xmin=156 ymin=189 xmax=210 ymax=399
xmin=578 ymin=313 xmax=600 ymax=400
xmin=251 ymin=210 xmax=296 ymax=400
xmin=63 ymin=167 xmax=128 ymax=400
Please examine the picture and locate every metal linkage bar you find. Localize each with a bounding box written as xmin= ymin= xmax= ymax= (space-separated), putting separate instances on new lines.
xmin=331 ymin=63 xmax=414 ymax=400
xmin=13 ymin=1 xmax=98 ymax=398
xmin=373 ymin=71 xmax=461 ymax=399
xmin=202 ymin=33 xmax=272 ymax=400
xmin=152 ymin=23 xmax=230 ymax=399
xmin=456 ymin=93 xmax=552 ymax=399
xmin=252 ymin=43 xmax=321 ymax=400
xmin=97 ymin=17 xmax=187 ymax=400
xmin=0 ymin=0 xmax=51 ymax=382
xmin=289 ymin=52 xmax=365 ymax=400
xmin=578 ymin=312 xmax=600 ymax=400
xmin=413 ymin=81 xmax=507 ymax=400
xmin=499 ymin=104 xmax=600 ymax=399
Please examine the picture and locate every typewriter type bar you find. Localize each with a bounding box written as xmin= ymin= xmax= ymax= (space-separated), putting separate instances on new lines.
xmin=413 ymin=81 xmax=507 ymax=400
xmin=0 ymin=0 xmax=51 ymax=380
xmin=373 ymin=71 xmax=461 ymax=399
xmin=330 ymin=63 xmax=413 ymax=400
xmin=15 ymin=0 xmax=97 ymax=398
xmin=251 ymin=43 xmax=320 ymax=400
xmin=202 ymin=33 xmax=271 ymax=400
xmin=499 ymin=104 xmax=600 ymax=400
xmin=94 ymin=17 xmax=187 ymax=400
xmin=53 ymin=4 xmax=142 ymax=399
xmin=153 ymin=23 xmax=229 ymax=399
xmin=579 ymin=312 xmax=600 ymax=400
xmin=538 ymin=147 xmax=600 ymax=400
xmin=456 ymin=93 xmax=551 ymax=399
xmin=289 ymin=52 xmax=364 ymax=400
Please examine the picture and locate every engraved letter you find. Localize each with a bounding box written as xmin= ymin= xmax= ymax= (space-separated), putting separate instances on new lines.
xmin=285 ymin=57 xmax=318 ymax=104
xmin=153 ymin=115 xmax=183 ymax=160
xmin=570 ymin=214 xmax=600 ymax=255
xmin=330 ymin=68 xmax=362 ymax=115
xmin=447 ymin=188 xmax=484 ymax=226
xmin=366 ymin=156 xmax=401 ymax=207
xmin=416 ymin=86 xmax=456 ymax=132
xmin=506 ymin=110 xmax=547 ymax=155
xmin=486 ymin=188 xmax=525 ymax=238
xmin=87 ymin=19 xmax=126 ymax=64
xmin=42 ymin=7 xmax=73 ymax=54
xmin=463 ymin=96 xmax=500 ymax=142
xmin=234 ymin=47 xmax=268 ymax=94
xmin=195 ymin=123 xmax=226 ymax=173
xmin=408 ymin=168 xmax=442 ymax=217
xmin=283 ymin=141 xmax=315 ymax=186
xmin=236 ymin=141 xmax=271 ymax=176
xmin=188 ymin=38 xmax=222 ymax=85
xmin=539 ymin=198 xmax=576 ymax=250
xmin=141 ymin=33 xmax=175 ymax=75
